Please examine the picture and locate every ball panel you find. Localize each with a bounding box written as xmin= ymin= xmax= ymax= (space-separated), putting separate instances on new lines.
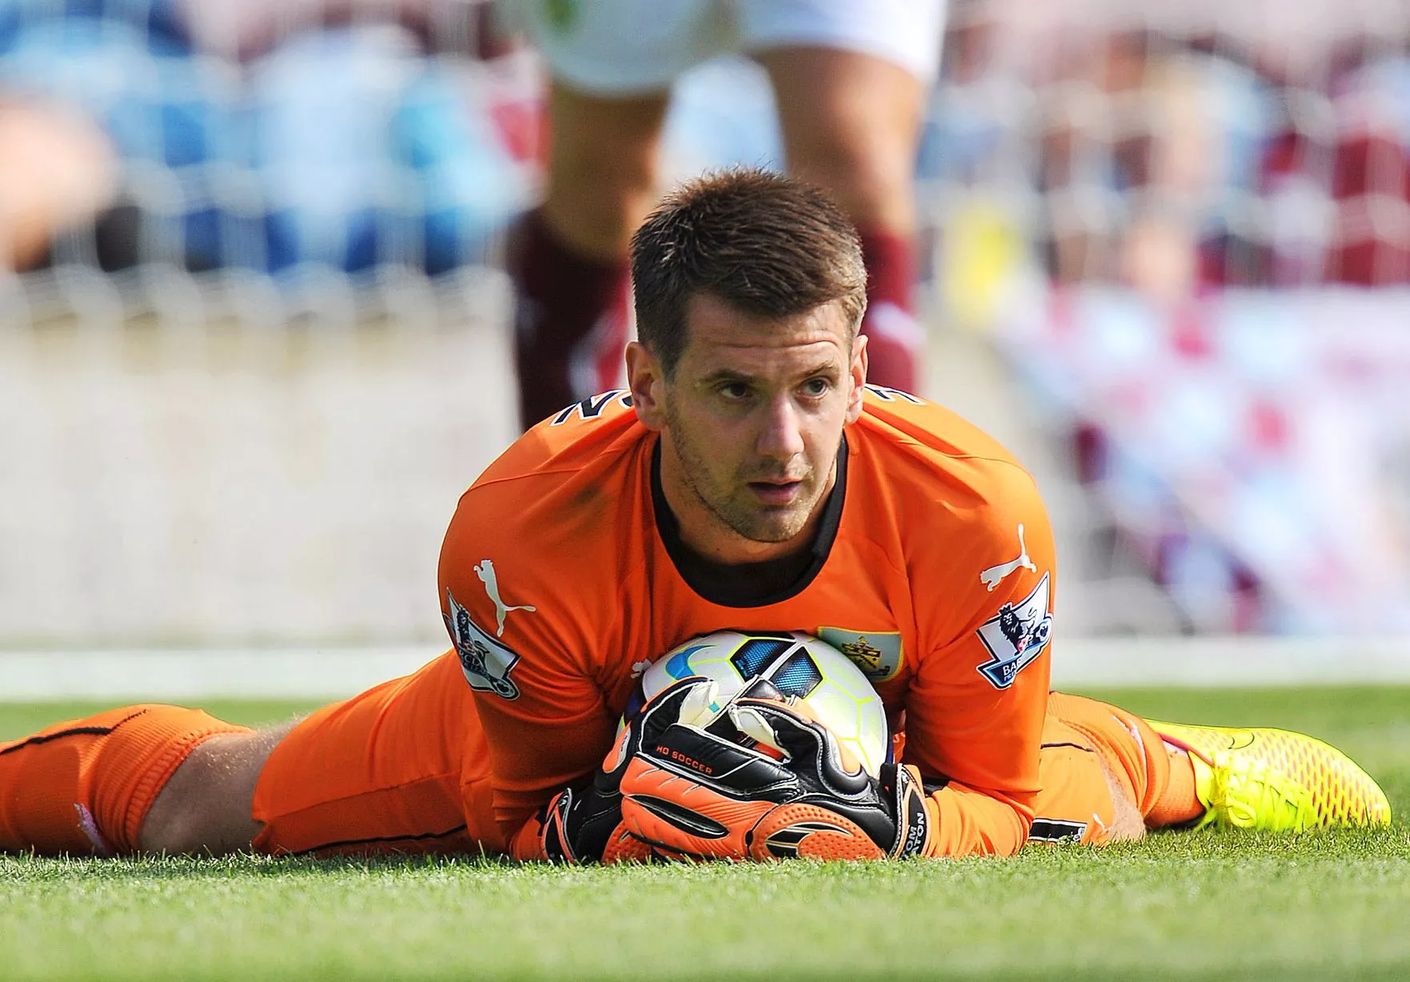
xmin=771 ymin=650 xmax=823 ymax=699
xmin=730 ymin=636 xmax=796 ymax=678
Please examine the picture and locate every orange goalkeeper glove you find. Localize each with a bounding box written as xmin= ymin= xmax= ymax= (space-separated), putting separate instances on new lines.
xmin=617 ymin=685 xmax=933 ymax=861
xmin=534 ymin=676 xmax=713 ymax=864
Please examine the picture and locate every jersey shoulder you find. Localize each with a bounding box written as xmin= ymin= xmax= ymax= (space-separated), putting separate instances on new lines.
xmin=476 ymin=389 xmax=642 ymax=489
xmin=851 ymin=388 xmax=1057 ymax=656
xmin=449 ymin=388 xmax=649 ymax=565
xmin=438 ymin=391 xmax=650 ymax=696
xmin=850 ymin=384 xmax=1053 ymax=590
xmin=854 ymin=384 xmax=1034 ymax=483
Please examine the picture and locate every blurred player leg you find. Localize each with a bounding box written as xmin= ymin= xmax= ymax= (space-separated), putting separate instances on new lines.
xmin=761 ymin=48 xmax=928 ymax=393
xmin=498 ymin=0 xmax=719 ymax=429
xmin=512 ymin=82 xmax=668 ymax=429
xmin=749 ymin=0 xmax=946 ymax=394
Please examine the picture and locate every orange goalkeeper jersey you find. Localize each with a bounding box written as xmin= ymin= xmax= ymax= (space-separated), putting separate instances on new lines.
xmin=437 ymin=385 xmax=1056 ymax=858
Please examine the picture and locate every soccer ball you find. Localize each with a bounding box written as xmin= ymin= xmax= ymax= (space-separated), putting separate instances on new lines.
xmin=626 ymin=630 xmax=889 ymax=778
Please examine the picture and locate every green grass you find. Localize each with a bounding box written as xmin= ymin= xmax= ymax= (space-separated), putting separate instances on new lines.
xmin=3 ymin=687 xmax=1408 ymax=980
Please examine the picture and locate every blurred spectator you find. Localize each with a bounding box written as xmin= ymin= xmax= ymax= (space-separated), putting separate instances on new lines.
xmin=1235 ymin=18 xmax=1410 ymax=287
xmin=0 ymin=0 xmax=529 ymax=277
xmin=979 ymin=2 xmax=1410 ymax=633
xmin=175 ymin=0 xmax=508 ymax=62
xmin=1322 ymin=50 xmax=1410 ymax=284
xmin=497 ymin=0 xmax=947 ymax=428
xmin=1034 ymin=28 xmax=1278 ymax=304
xmin=0 ymin=97 xmax=118 ymax=271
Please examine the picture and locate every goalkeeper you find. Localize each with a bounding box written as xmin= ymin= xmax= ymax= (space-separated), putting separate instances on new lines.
xmin=0 ymin=170 xmax=1390 ymax=862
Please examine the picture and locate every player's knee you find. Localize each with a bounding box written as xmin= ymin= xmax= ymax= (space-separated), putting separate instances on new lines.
xmin=139 ymin=727 xmax=287 ymax=856
xmin=1100 ymin=757 xmax=1148 ymax=844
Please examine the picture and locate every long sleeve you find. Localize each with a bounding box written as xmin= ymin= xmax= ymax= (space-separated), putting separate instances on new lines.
xmin=438 ymin=516 xmax=619 ymax=853
xmin=902 ymin=466 xmax=1056 ymax=857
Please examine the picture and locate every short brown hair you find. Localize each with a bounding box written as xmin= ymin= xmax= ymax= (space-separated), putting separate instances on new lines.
xmin=630 ymin=169 xmax=867 ymax=376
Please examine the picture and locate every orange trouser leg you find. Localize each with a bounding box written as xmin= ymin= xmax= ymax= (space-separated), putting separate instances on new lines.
xmin=0 ymin=705 xmax=249 ymax=855
xmin=1030 ymin=692 xmax=1199 ymax=845
xmin=251 ymin=651 xmax=496 ymax=858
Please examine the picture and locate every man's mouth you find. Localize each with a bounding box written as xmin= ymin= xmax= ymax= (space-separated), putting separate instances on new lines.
xmin=747 ymin=479 xmax=804 ymax=506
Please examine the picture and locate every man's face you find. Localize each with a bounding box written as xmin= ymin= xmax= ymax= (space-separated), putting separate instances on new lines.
xmin=628 ymin=293 xmax=867 ymax=564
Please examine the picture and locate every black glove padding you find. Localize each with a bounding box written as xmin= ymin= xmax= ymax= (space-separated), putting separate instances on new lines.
xmin=618 ymin=687 xmax=933 ymax=861
xmin=537 ymin=675 xmax=715 ymax=863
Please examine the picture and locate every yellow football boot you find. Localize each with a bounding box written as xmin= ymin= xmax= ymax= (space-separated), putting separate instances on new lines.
xmin=1148 ymin=720 xmax=1392 ymax=831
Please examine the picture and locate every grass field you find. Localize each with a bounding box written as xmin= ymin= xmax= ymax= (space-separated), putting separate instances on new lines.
xmin=2 ymin=686 xmax=1408 ymax=980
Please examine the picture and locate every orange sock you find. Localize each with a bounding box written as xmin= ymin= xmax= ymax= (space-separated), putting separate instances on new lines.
xmin=0 ymin=705 xmax=249 ymax=855
xmin=1146 ymin=744 xmax=1204 ymax=828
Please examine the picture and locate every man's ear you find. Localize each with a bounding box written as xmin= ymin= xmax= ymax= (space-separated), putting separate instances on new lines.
xmin=845 ymin=333 xmax=868 ymax=424
xmin=626 ymin=341 xmax=666 ymax=431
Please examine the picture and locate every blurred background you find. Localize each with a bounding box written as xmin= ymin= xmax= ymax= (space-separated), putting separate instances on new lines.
xmin=2 ymin=0 xmax=1408 ymax=698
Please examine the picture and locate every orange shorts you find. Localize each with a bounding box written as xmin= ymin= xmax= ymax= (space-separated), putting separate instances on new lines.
xmin=252 ymin=651 xmax=502 ymax=857
xmin=251 ymin=654 xmax=1169 ymax=856
xmin=1030 ymin=692 xmax=1173 ymax=845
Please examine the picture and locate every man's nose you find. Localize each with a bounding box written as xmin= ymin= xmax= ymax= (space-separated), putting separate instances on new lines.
xmin=756 ymin=396 xmax=805 ymax=461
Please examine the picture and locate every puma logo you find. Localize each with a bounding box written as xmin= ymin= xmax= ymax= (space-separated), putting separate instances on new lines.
xmin=474 ymin=559 xmax=536 ymax=637
xmin=979 ymin=524 xmax=1038 ymax=592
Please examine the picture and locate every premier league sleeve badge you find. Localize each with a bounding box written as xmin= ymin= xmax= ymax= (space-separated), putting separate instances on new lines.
xmin=975 ymin=573 xmax=1053 ymax=689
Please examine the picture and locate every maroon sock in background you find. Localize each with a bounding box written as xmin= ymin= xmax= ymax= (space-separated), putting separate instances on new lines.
xmin=857 ymin=228 xmax=923 ymax=395
xmin=511 ymin=208 xmax=631 ymax=430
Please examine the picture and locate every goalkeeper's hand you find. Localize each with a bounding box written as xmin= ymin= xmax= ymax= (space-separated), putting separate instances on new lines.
xmin=617 ymin=684 xmax=933 ymax=861
xmin=534 ymin=676 xmax=714 ymax=863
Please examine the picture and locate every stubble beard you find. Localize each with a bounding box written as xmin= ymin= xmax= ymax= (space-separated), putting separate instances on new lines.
xmin=665 ymin=405 xmax=824 ymax=546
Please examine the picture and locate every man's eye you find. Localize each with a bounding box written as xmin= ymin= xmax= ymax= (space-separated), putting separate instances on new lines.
xmin=801 ymin=378 xmax=831 ymax=397
xmin=718 ymin=382 xmax=751 ymax=401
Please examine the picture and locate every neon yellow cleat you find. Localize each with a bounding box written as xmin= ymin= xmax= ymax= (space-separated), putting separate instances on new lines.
xmin=1148 ymin=720 xmax=1392 ymax=831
